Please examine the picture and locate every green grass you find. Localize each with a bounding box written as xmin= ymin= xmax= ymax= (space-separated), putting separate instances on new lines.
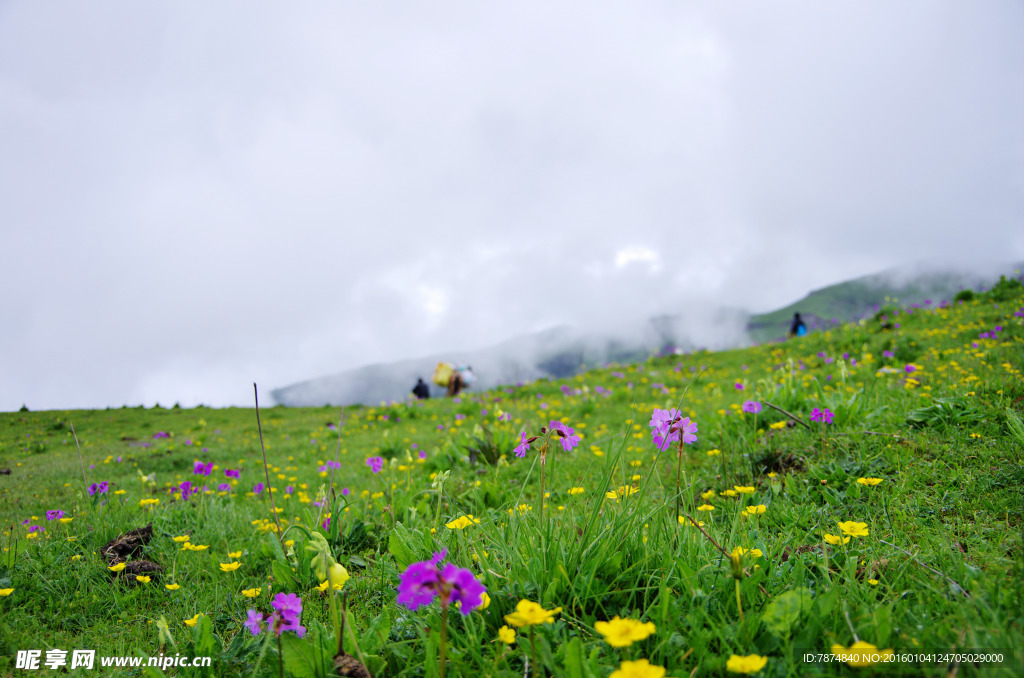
xmin=1 ymin=281 xmax=1023 ymax=677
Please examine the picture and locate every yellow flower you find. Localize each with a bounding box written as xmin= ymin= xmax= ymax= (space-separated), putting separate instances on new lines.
xmin=0 ymin=588 xmax=13 ymax=596
xmin=165 ymin=584 xmax=180 ymax=591
xmin=498 ymin=625 xmax=516 ymax=644
xmin=726 ymin=654 xmax=768 ymax=674
xmin=135 ymin=575 xmax=151 ymax=584
xmin=678 ymin=516 xmax=704 ymax=527
xmin=697 ymin=504 xmax=715 ymax=511
xmin=446 ymin=515 xmax=480 ymax=530
xmin=71 ymin=555 xmax=82 ymax=561
xmin=734 ymin=486 xmax=755 ymax=494
xmin=59 ymin=517 xmax=73 ymax=524
xmin=567 ymin=487 xmax=585 ymax=495
xmin=314 ymin=581 xmax=330 ymax=592
xmin=824 ymin=533 xmax=850 ymax=545
xmin=139 ymin=498 xmax=160 ymax=507
xmin=744 ymin=505 xmax=766 ymax=516
xmin=706 ymin=448 xmax=721 ymax=456
xmin=242 ymin=588 xmax=261 ymax=598
xmin=228 ymin=550 xmax=242 ymax=558
xmin=730 ymin=546 xmax=762 ymax=560
xmin=503 ymin=600 xmax=561 ymax=627
xmin=329 ymin=563 xmax=350 ymax=590
xmin=722 ymin=489 xmax=738 ymax=498
xmin=219 ymin=562 xmax=241 ymax=572
xmin=184 ymin=614 xmax=202 ymax=627
xmin=108 ymin=562 xmax=127 ymax=573
xmin=610 ymin=658 xmax=667 ymax=678
xmin=769 ymin=421 xmax=787 ymax=430
xmin=838 ymin=521 xmax=870 ymax=538
xmin=701 ymin=490 xmax=716 ymax=500
xmin=172 ymin=535 xmax=190 ymax=543
xmin=856 ymin=477 xmax=883 ymax=486
xmin=767 ymin=472 xmax=777 ymax=478
xmin=867 ymin=579 xmax=879 ymax=586
xmin=595 ymin=616 xmax=657 ymax=648
xmin=830 ymin=641 xmax=894 ymax=667
xmin=114 ymin=490 xmax=126 ymax=495
xmin=479 ymin=592 xmax=491 ymax=610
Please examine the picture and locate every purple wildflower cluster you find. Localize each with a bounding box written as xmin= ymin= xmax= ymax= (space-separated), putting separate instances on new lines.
xmin=153 ymin=431 xmax=170 ymax=439
xmin=87 ymin=481 xmax=109 ymax=496
xmin=396 ymin=550 xmax=486 ymax=616
xmin=318 ymin=460 xmax=342 ymax=472
xmin=46 ymin=510 xmax=65 ymax=521
xmin=178 ymin=481 xmax=199 ymax=501
xmin=224 ymin=468 xmax=241 ymax=479
xmin=649 ymin=408 xmax=698 ymax=451
xmin=245 ymin=593 xmax=305 ymax=638
xmin=193 ymin=461 xmax=213 ymax=476
xmin=810 ymin=408 xmax=834 ymax=424
xmin=549 ymin=421 xmax=581 ymax=451
xmin=742 ymin=400 xmax=763 ymax=414
xmin=366 ymin=457 xmax=384 ymax=474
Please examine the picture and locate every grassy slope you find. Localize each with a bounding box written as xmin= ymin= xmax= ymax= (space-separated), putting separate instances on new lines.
xmin=1 ymin=282 xmax=1022 ymax=677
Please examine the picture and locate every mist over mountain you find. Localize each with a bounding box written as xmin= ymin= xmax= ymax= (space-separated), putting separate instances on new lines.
xmin=272 ymin=262 xmax=1022 ymax=407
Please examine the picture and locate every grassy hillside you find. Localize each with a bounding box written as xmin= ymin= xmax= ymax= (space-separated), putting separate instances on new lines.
xmin=1 ymin=278 xmax=1022 ymax=677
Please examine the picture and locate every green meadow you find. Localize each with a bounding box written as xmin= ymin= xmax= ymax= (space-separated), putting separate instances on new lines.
xmin=1 ymin=279 xmax=1022 ymax=677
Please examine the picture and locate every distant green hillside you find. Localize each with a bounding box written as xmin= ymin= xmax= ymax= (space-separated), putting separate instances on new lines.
xmin=746 ymin=265 xmax=1020 ymax=343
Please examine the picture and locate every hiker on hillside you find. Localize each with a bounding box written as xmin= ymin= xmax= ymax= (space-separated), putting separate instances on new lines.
xmin=411 ymin=378 xmax=430 ymax=400
xmin=789 ymin=312 xmax=807 ymax=338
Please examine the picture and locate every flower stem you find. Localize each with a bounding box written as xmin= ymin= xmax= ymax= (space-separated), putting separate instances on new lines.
xmin=439 ymin=605 xmax=448 ymax=678
xmin=276 ymin=634 xmax=284 ymax=678
xmin=529 ymin=626 xmax=541 ymax=677
xmin=735 ymin=578 xmax=744 ymax=624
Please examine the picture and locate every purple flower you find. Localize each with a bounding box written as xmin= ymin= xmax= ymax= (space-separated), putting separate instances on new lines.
xmin=153 ymin=431 xmax=170 ymax=439
xmin=418 ymin=450 xmax=427 ymax=460
xmin=396 ymin=550 xmax=486 ymax=616
xmin=218 ymin=483 xmax=231 ymax=491
xmin=883 ymin=350 xmax=894 ymax=359
xmin=193 ymin=461 xmax=213 ymax=476
xmin=88 ymin=483 xmax=100 ymax=496
xmin=742 ymin=400 xmax=763 ymax=414
xmin=253 ymin=482 xmax=265 ymax=494
xmin=322 ymin=517 xmax=330 ymax=530
xmin=341 ymin=487 xmax=350 ymax=496
xmin=366 ymin=457 xmax=384 ymax=474
xmin=225 ymin=469 xmax=240 ymax=479
xmin=549 ymin=421 xmax=581 ymax=452
xmin=184 ymin=439 xmax=193 ymax=446
xmin=244 ymin=609 xmax=265 ymax=636
xmin=270 ymin=593 xmax=306 ymax=637
xmin=46 ymin=510 xmax=65 ymax=521
xmin=810 ymin=408 xmax=834 ymax=424
xmin=514 ymin=432 xmax=532 ymax=458
xmin=904 ymin=364 xmax=916 ymax=373
xmin=179 ymin=481 xmax=195 ymax=500
xmin=455 ymin=413 xmax=466 ymax=421
xmin=650 ymin=409 xmax=698 ymax=450
xmin=734 ymin=382 xmax=744 ymax=391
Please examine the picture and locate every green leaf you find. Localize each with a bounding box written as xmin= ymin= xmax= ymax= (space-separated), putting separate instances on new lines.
xmin=388 ymin=522 xmax=418 ymax=571
xmin=272 ymin=560 xmax=298 ymax=587
xmin=560 ymin=637 xmax=584 ymax=678
xmin=360 ymin=609 xmax=392 ymax=654
xmin=761 ymin=587 xmax=812 ymax=638
xmin=261 ymin=532 xmax=287 ymax=563
xmin=192 ymin=613 xmax=219 ymax=657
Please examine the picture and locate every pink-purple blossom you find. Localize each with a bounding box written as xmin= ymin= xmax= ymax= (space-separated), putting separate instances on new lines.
xmin=366 ymin=457 xmax=384 ymax=474
xmin=742 ymin=400 xmax=763 ymax=414
xmin=650 ymin=408 xmax=698 ymax=450
xmin=193 ymin=461 xmax=213 ymax=476
xmin=810 ymin=408 xmax=834 ymax=424
xmin=549 ymin=421 xmax=581 ymax=451
xmin=396 ymin=550 xmax=486 ymax=616
xmin=46 ymin=510 xmax=65 ymax=521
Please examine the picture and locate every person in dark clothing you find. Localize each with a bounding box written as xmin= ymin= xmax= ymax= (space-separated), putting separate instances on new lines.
xmin=789 ymin=312 xmax=807 ymax=338
xmin=412 ymin=378 xmax=430 ymax=400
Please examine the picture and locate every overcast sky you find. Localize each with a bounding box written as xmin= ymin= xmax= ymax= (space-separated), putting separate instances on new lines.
xmin=2 ymin=1 xmax=1021 ymax=412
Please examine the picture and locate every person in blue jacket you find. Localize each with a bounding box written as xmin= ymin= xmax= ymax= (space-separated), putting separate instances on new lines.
xmin=789 ymin=313 xmax=807 ymax=338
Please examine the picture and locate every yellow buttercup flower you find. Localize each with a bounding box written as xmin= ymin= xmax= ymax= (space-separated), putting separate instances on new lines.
xmin=769 ymin=421 xmax=787 ymax=430
xmin=498 ymin=625 xmax=516 ymax=644
xmin=165 ymin=584 xmax=180 ymax=591
xmin=824 ymin=533 xmax=850 ymax=545
xmin=228 ymin=551 xmax=242 ymax=559
xmin=726 ymin=654 xmax=768 ymax=674
xmin=744 ymin=505 xmax=766 ymax=516
xmin=722 ymin=489 xmax=738 ymax=498
xmin=219 ymin=562 xmax=241 ymax=572
xmin=172 ymin=535 xmax=190 ymax=543
xmin=504 ymin=600 xmax=561 ymax=627
xmin=108 ymin=562 xmax=127 ymax=573
xmin=478 ymin=592 xmax=491 ymax=610
xmin=830 ymin=641 xmax=894 ymax=667
xmin=734 ymin=486 xmax=755 ymax=494
xmin=838 ymin=521 xmax=870 ymax=538
xmin=59 ymin=517 xmax=73 ymax=524
xmin=242 ymin=588 xmax=261 ymax=598
xmin=706 ymin=448 xmax=721 ymax=456
xmin=567 ymin=487 xmax=585 ymax=495
xmin=594 ymin=616 xmax=657 ymax=648
xmin=697 ymin=504 xmax=715 ymax=511
xmin=184 ymin=614 xmax=202 ymax=627
xmin=0 ymin=588 xmax=13 ymax=596
xmin=856 ymin=477 xmax=883 ymax=486
xmin=678 ymin=516 xmax=704 ymax=527
xmin=314 ymin=581 xmax=330 ymax=592
xmin=445 ymin=515 xmax=480 ymax=530
xmin=135 ymin=575 xmax=151 ymax=584
xmin=610 ymin=658 xmax=667 ymax=678
xmin=701 ymin=490 xmax=716 ymax=500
